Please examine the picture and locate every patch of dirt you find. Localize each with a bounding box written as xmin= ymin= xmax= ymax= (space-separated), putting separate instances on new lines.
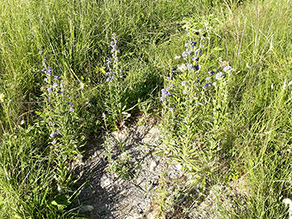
xmin=74 ymin=118 xmax=249 ymax=219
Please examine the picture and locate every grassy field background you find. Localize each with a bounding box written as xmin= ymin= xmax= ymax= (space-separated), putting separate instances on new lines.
xmin=0 ymin=0 xmax=291 ymax=218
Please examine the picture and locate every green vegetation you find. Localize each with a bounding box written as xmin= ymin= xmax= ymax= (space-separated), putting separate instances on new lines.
xmin=0 ymin=0 xmax=291 ymax=218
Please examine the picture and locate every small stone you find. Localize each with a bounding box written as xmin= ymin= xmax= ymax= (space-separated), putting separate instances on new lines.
xmin=175 ymin=163 xmax=182 ymax=171
xmin=100 ymin=174 xmax=111 ymax=188
xmin=149 ymin=160 xmax=157 ymax=172
xmin=79 ymin=205 xmax=94 ymax=212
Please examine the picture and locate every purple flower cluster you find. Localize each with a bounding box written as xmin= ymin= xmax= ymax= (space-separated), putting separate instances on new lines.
xmin=110 ymin=33 xmax=120 ymax=62
xmin=42 ymin=57 xmax=52 ymax=76
xmin=41 ymin=56 xmax=74 ymax=113
xmin=160 ymin=87 xmax=172 ymax=102
xmin=67 ymin=101 xmax=74 ymax=112
xmin=105 ymin=33 xmax=124 ymax=82
xmin=179 ymin=32 xmax=207 ymax=72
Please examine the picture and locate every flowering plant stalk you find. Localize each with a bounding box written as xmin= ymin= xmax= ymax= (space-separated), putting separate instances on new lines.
xmin=39 ymin=55 xmax=84 ymax=191
xmin=103 ymin=33 xmax=131 ymax=129
xmin=160 ymin=20 xmax=233 ymax=182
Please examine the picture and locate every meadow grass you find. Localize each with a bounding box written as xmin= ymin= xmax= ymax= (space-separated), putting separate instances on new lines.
xmin=0 ymin=0 xmax=291 ymax=218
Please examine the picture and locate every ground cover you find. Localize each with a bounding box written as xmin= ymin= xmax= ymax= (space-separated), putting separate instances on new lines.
xmin=0 ymin=0 xmax=292 ymax=218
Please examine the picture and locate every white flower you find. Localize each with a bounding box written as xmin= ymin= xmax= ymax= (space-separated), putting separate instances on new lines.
xmin=177 ymin=64 xmax=187 ymax=72
xmin=0 ymin=93 xmax=4 ymax=102
xmin=283 ymin=198 xmax=292 ymax=219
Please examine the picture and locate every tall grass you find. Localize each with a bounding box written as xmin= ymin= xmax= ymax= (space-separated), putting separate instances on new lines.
xmin=0 ymin=0 xmax=291 ymax=218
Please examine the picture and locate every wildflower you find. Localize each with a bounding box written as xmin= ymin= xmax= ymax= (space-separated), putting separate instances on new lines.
xmin=181 ymin=81 xmax=187 ymax=86
xmin=160 ymin=95 xmax=166 ymax=102
xmin=178 ymin=64 xmax=187 ymax=72
xmin=203 ymin=32 xmax=207 ymax=37
xmin=42 ymin=59 xmax=47 ymax=67
xmin=208 ymin=82 xmax=212 ymax=86
xmin=209 ymin=71 xmax=215 ymax=76
xmin=52 ymin=139 xmax=56 ymax=145
xmin=106 ymin=76 xmax=114 ymax=82
xmin=44 ymin=78 xmax=48 ymax=82
xmin=167 ymin=76 xmax=171 ymax=80
xmin=183 ymin=89 xmax=188 ymax=94
xmin=187 ymin=64 xmax=194 ymax=71
xmin=200 ymin=43 xmax=205 ymax=48
xmin=161 ymin=89 xmax=167 ymax=95
xmin=182 ymin=49 xmax=192 ymax=60
xmin=195 ymin=49 xmax=200 ymax=56
xmin=174 ymin=55 xmax=181 ymax=60
xmin=0 ymin=93 xmax=4 ymax=102
xmin=223 ymin=66 xmax=232 ymax=72
xmin=67 ymin=101 xmax=74 ymax=106
xmin=106 ymin=58 xmax=112 ymax=66
xmin=47 ymin=88 xmax=52 ymax=93
xmin=169 ymin=107 xmax=174 ymax=111
xmin=46 ymin=70 xmax=52 ymax=76
xmin=50 ymin=130 xmax=59 ymax=138
xmin=170 ymin=83 xmax=174 ymax=87
xmin=215 ymin=72 xmax=225 ymax=80
xmin=106 ymin=72 xmax=110 ymax=76
xmin=283 ymin=198 xmax=292 ymax=219
xmin=57 ymin=90 xmax=62 ymax=94
xmin=54 ymin=75 xmax=59 ymax=80
xmin=112 ymin=33 xmax=117 ymax=40
xmin=206 ymin=77 xmax=211 ymax=81
xmin=192 ymin=56 xmax=199 ymax=61
xmin=42 ymin=68 xmax=46 ymax=72
xmin=69 ymin=107 xmax=74 ymax=112
xmin=52 ymin=83 xmax=58 ymax=88
xmin=194 ymin=64 xmax=200 ymax=71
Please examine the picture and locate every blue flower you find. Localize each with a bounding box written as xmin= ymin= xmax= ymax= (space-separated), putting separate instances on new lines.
xmin=50 ymin=130 xmax=59 ymax=138
xmin=54 ymin=75 xmax=59 ymax=80
xmin=69 ymin=107 xmax=74 ymax=112
xmin=106 ymin=76 xmax=114 ymax=82
xmin=183 ymin=89 xmax=188 ymax=94
xmin=50 ymin=132 xmax=55 ymax=138
xmin=187 ymin=64 xmax=194 ymax=70
xmin=46 ymin=70 xmax=52 ymax=76
xmin=161 ymin=89 xmax=167 ymax=95
xmin=47 ymin=88 xmax=52 ymax=93
xmin=215 ymin=72 xmax=225 ymax=79
xmin=209 ymin=71 xmax=215 ymax=76
xmin=194 ymin=64 xmax=200 ymax=71
xmin=223 ymin=66 xmax=232 ymax=72
xmin=181 ymin=81 xmax=187 ymax=86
